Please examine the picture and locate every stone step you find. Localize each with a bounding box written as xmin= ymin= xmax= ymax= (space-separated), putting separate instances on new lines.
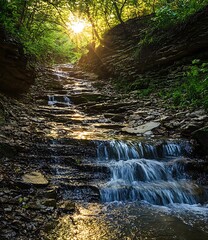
xmin=51 ymin=171 xmax=105 ymax=182
xmin=58 ymin=184 xmax=100 ymax=201
xmin=35 ymin=93 xmax=108 ymax=107
xmin=33 ymin=108 xmax=78 ymax=115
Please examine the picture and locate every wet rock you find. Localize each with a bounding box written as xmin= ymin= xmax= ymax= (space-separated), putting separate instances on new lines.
xmin=192 ymin=126 xmax=208 ymax=156
xmin=163 ymin=122 xmax=174 ymax=129
xmin=42 ymin=198 xmax=56 ymax=208
xmin=143 ymin=131 xmax=153 ymax=137
xmin=181 ymin=121 xmax=204 ymax=136
xmin=58 ymin=201 xmax=76 ymax=213
xmin=44 ymin=221 xmax=58 ymax=234
xmin=104 ymin=113 xmax=125 ymax=122
xmin=93 ymin=123 xmax=124 ymax=130
xmin=0 ymin=108 xmax=5 ymax=125
xmin=145 ymin=115 xmax=155 ymax=121
xmin=128 ymin=120 xmax=144 ymax=127
xmin=21 ymin=171 xmax=48 ymax=187
xmin=27 ymin=200 xmax=43 ymax=210
xmin=164 ymin=120 xmax=181 ymax=129
xmin=4 ymin=207 xmax=13 ymax=212
xmin=44 ymin=187 xmax=58 ymax=199
xmin=1 ymin=229 xmax=17 ymax=238
xmin=122 ymin=121 xmax=160 ymax=134
xmin=189 ymin=110 xmax=206 ymax=118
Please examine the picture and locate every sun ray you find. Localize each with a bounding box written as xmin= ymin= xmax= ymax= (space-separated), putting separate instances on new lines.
xmin=70 ymin=20 xmax=85 ymax=34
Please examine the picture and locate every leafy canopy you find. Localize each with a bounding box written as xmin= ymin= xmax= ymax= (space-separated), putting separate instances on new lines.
xmin=0 ymin=0 xmax=207 ymax=63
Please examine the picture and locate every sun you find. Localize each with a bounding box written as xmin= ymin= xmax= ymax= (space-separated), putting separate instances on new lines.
xmin=70 ymin=20 xmax=85 ymax=34
xmin=66 ymin=14 xmax=92 ymax=40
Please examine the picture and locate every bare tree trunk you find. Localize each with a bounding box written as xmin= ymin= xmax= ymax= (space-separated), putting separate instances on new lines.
xmin=17 ymin=0 xmax=28 ymax=30
xmin=85 ymin=5 xmax=103 ymax=44
xmin=112 ymin=0 xmax=128 ymax=34
xmin=112 ymin=1 xmax=124 ymax=24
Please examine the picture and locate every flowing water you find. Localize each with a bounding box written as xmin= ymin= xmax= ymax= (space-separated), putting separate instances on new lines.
xmin=40 ymin=65 xmax=208 ymax=240
xmin=48 ymin=139 xmax=208 ymax=240
xmin=97 ymin=140 xmax=206 ymax=205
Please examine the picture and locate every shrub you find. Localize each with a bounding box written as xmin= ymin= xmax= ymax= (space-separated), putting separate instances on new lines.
xmin=168 ymin=59 xmax=208 ymax=110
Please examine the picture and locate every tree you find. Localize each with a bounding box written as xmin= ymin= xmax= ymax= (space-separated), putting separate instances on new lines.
xmin=1 ymin=0 xmax=207 ymax=63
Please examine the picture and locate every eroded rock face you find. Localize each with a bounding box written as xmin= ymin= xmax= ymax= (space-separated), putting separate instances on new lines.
xmin=80 ymin=6 xmax=208 ymax=83
xmin=0 ymin=25 xmax=34 ymax=94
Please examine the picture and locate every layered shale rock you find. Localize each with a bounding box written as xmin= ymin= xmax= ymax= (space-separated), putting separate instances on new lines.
xmin=80 ymin=6 xmax=208 ymax=88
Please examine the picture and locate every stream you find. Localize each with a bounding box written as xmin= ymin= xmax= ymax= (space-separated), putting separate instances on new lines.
xmin=38 ymin=65 xmax=208 ymax=240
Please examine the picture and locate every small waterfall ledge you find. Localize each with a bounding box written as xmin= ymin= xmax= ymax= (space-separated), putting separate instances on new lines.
xmin=97 ymin=140 xmax=207 ymax=205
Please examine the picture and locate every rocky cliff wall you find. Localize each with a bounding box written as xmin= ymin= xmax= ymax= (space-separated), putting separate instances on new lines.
xmin=80 ymin=6 xmax=208 ymax=86
xmin=0 ymin=26 xmax=34 ymax=95
xmin=79 ymin=7 xmax=208 ymax=157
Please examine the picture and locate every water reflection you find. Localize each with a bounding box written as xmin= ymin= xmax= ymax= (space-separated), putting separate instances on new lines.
xmin=47 ymin=202 xmax=208 ymax=240
xmin=48 ymin=204 xmax=112 ymax=240
xmin=46 ymin=123 xmax=115 ymax=141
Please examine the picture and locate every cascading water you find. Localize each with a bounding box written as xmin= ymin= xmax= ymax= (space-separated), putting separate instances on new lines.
xmin=48 ymin=95 xmax=57 ymax=105
xmin=64 ymin=96 xmax=71 ymax=105
xmin=97 ymin=140 xmax=206 ymax=205
xmin=48 ymin=95 xmax=71 ymax=106
xmin=97 ymin=140 xmax=191 ymax=161
xmin=41 ymin=65 xmax=208 ymax=240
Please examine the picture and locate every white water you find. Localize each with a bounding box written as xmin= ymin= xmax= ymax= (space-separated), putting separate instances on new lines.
xmin=98 ymin=140 xmax=207 ymax=205
xmin=48 ymin=95 xmax=71 ymax=106
xmin=97 ymin=140 xmax=191 ymax=161
xmin=48 ymin=95 xmax=57 ymax=105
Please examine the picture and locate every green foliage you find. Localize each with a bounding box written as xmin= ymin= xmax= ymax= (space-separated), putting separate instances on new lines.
xmin=153 ymin=0 xmax=208 ymax=29
xmin=113 ymin=76 xmax=152 ymax=97
xmin=137 ymin=87 xmax=154 ymax=97
xmin=113 ymin=78 xmax=131 ymax=93
xmin=163 ymin=60 xmax=208 ymax=110
xmin=0 ymin=0 xmax=82 ymax=63
xmin=22 ymin=29 xmax=79 ymax=63
xmin=153 ymin=5 xmax=178 ymax=29
xmin=135 ymin=0 xmax=208 ymax=60
xmin=1 ymin=0 xmax=208 ymax=63
xmin=115 ymin=59 xmax=208 ymax=111
xmin=0 ymin=0 xmax=158 ymax=62
xmin=172 ymin=90 xmax=183 ymax=105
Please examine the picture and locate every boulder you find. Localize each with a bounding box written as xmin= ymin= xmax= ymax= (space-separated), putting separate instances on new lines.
xmin=122 ymin=121 xmax=160 ymax=134
xmin=21 ymin=171 xmax=48 ymax=187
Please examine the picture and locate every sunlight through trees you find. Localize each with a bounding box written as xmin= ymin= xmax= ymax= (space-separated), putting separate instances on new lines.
xmin=0 ymin=0 xmax=208 ymax=63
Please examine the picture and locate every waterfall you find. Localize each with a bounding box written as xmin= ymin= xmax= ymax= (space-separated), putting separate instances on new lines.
xmin=48 ymin=95 xmax=71 ymax=106
xmin=98 ymin=140 xmax=205 ymax=205
xmin=64 ymin=96 xmax=71 ymax=106
xmin=48 ymin=95 xmax=57 ymax=106
xmin=97 ymin=140 xmax=191 ymax=161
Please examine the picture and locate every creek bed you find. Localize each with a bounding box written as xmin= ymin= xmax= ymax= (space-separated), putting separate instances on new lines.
xmin=47 ymin=202 xmax=208 ymax=240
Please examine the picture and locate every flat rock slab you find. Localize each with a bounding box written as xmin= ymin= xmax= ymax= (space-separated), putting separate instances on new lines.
xmin=122 ymin=121 xmax=160 ymax=134
xmin=22 ymin=171 xmax=48 ymax=187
